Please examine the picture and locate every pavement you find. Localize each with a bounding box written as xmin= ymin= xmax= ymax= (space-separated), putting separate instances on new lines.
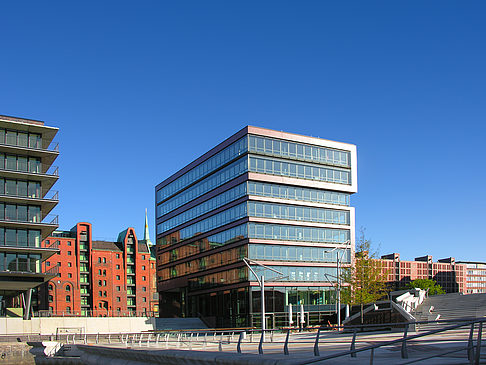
xmin=71 ymin=328 xmax=486 ymax=364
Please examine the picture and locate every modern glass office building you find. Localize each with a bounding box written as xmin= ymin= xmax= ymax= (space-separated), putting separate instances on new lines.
xmin=0 ymin=115 xmax=60 ymax=319
xmin=156 ymin=127 xmax=357 ymax=327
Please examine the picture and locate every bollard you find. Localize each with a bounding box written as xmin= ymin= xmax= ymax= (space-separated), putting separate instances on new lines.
xmin=283 ymin=329 xmax=290 ymax=355
xmin=147 ymin=334 xmax=151 ymax=347
xmin=96 ymin=333 xmax=99 ymax=344
xmin=313 ymin=328 xmax=321 ymax=356
xmin=370 ymin=348 xmax=374 ymax=365
xmin=156 ymin=334 xmax=160 ymax=346
xmin=139 ymin=333 xmax=143 ymax=347
xmin=350 ymin=330 xmax=357 ymax=358
xmin=270 ymin=330 xmax=274 ymax=343
xmin=108 ymin=334 xmax=111 ymax=344
xmin=165 ymin=333 xmax=169 ymax=349
xmin=219 ymin=338 xmax=223 ymax=352
xmin=401 ymin=324 xmax=409 ymax=359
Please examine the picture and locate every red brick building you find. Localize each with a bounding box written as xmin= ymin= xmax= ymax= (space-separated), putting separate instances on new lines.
xmin=379 ymin=253 xmax=466 ymax=294
xmin=33 ymin=222 xmax=157 ymax=316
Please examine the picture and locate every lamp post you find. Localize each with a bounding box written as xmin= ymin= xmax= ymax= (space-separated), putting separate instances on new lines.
xmin=243 ymin=258 xmax=284 ymax=341
xmin=324 ymin=240 xmax=350 ymax=329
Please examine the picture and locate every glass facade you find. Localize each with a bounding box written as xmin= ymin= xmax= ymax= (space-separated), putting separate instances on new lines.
xmin=248 ymin=244 xmax=351 ymax=264
xmin=157 ymin=183 xmax=246 ymax=232
xmin=156 ymin=128 xmax=355 ymax=327
xmin=249 ymin=156 xmax=350 ymax=185
xmin=248 ymin=134 xmax=350 ymax=167
xmin=157 ymin=157 xmax=248 ymax=214
xmin=248 ymin=201 xmax=349 ymax=225
xmin=157 ymin=136 xmax=248 ymax=202
xmin=248 ymin=181 xmax=350 ymax=206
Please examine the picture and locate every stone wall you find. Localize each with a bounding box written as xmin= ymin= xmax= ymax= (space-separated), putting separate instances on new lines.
xmin=0 ymin=317 xmax=156 ymax=335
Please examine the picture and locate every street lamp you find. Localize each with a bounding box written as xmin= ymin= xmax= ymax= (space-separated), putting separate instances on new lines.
xmin=324 ymin=240 xmax=350 ymax=329
xmin=243 ymin=258 xmax=284 ymax=341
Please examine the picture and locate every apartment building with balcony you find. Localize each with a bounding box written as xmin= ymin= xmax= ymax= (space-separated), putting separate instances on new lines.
xmin=35 ymin=221 xmax=157 ymax=317
xmin=156 ymin=126 xmax=357 ymax=327
xmin=0 ymin=115 xmax=60 ymax=319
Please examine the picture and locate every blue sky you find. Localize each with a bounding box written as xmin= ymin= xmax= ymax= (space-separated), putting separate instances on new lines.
xmin=0 ymin=1 xmax=485 ymax=260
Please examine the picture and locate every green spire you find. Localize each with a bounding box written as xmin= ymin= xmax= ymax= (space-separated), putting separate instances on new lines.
xmin=144 ymin=208 xmax=153 ymax=246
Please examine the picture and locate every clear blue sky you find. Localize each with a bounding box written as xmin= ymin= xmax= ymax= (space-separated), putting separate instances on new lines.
xmin=0 ymin=1 xmax=485 ymax=260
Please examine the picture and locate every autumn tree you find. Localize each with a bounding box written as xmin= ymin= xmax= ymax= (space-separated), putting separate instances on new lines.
xmin=341 ymin=228 xmax=389 ymax=321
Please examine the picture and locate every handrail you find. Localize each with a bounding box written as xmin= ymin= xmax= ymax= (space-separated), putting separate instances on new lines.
xmin=300 ymin=318 xmax=486 ymax=364
xmin=0 ymin=164 xmax=59 ymax=176
xmin=0 ymin=140 xmax=59 ymax=153
xmin=0 ymin=189 xmax=59 ymax=201
xmin=0 ymin=214 xmax=58 ymax=225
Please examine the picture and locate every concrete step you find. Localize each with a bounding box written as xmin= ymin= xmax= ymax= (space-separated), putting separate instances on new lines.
xmin=155 ymin=317 xmax=208 ymax=330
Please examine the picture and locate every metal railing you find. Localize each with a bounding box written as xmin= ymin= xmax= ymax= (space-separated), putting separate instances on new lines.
xmin=0 ymin=164 xmax=58 ymax=176
xmin=33 ymin=309 xmax=157 ymax=318
xmin=3 ymin=318 xmax=486 ymax=364
xmin=44 ymin=263 xmax=60 ymax=276
xmin=0 ymin=140 xmax=59 ymax=153
xmin=0 ymin=189 xmax=59 ymax=201
xmin=0 ymin=213 xmax=58 ymax=225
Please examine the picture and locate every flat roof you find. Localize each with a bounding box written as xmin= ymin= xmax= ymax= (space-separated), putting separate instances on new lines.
xmin=156 ymin=125 xmax=356 ymax=190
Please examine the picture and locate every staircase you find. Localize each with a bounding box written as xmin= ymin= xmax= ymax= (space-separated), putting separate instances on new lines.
xmin=155 ymin=317 xmax=208 ymax=330
xmin=412 ymin=293 xmax=486 ymax=331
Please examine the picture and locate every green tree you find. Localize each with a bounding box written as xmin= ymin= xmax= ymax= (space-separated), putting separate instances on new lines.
xmin=406 ymin=279 xmax=445 ymax=295
xmin=341 ymin=229 xmax=389 ymax=321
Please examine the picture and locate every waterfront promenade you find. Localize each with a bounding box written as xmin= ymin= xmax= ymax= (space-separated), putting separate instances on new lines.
xmin=48 ymin=327 xmax=484 ymax=364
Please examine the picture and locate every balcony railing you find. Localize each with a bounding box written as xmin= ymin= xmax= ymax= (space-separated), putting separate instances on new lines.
xmin=45 ymin=263 xmax=60 ymax=276
xmin=0 ymin=140 xmax=59 ymax=153
xmin=0 ymin=189 xmax=59 ymax=201
xmin=0 ymin=163 xmax=59 ymax=176
xmin=0 ymin=213 xmax=58 ymax=225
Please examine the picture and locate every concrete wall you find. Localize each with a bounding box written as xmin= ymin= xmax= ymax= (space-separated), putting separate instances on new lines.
xmin=0 ymin=316 xmax=156 ymax=335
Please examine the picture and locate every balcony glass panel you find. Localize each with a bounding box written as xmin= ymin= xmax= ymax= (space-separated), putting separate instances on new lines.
xmin=0 ymin=253 xmax=42 ymax=273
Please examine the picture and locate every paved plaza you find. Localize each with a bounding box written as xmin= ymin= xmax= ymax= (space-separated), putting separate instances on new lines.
xmin=71 ymin=328 xmax=485 ymax=364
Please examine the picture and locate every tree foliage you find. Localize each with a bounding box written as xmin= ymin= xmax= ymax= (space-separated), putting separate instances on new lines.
xmin=406 ymin=279 xmax=445 ymax=295
xmin=341 ymin=228 xmax=389 ymax=306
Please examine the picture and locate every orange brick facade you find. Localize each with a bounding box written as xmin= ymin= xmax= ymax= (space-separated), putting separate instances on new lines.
xmin=379 ymin=253 xmax=466 ymax=294
xmin=33 ymin=222 xmax=158 ymax=316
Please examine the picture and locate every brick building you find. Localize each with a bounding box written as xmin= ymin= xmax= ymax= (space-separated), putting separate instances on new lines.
xmin=380 ymin=253 xmax=466 ymax=294
xmin=34 ymin=222 xmax=157 ymax=316
xmin=456 ymin=261 xmax=486 ymax=294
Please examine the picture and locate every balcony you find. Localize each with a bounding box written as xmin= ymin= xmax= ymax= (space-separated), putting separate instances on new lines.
xmin=0 ymin=164 xmax=59 ymax=192
xmin=0 ymin=214 xmax=59 ymax=239
xmin=0 ymin=139 xmax=59 ymax=165
xmin=0 ymin=240 xmax=59 ymax=261
xmin=0 ymin=263 xmax=59 ymax=296
xmin=0 ymin=190 xmax=58 ymax=216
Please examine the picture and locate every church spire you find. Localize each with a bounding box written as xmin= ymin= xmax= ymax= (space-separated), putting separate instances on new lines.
xmin=144 ymin=208 xmax=153 ymax=246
